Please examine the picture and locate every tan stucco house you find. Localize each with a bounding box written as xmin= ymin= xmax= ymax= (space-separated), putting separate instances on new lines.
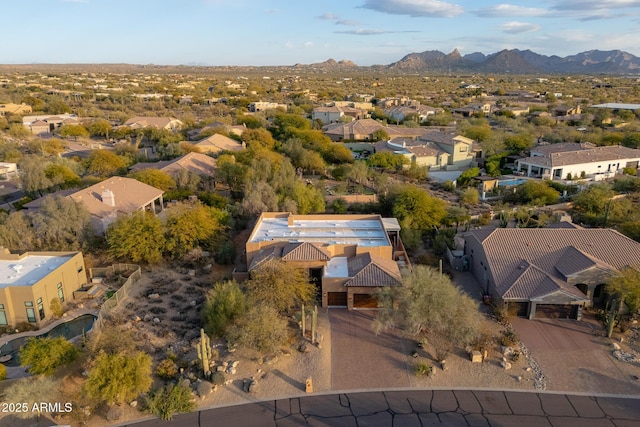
xmin=245 ymin=213 xmax=409 ymax=309
xmin=464 ymin=226 xmax=640 ymax=320
xmin=0 ymin=248 xmax=87 ymax=327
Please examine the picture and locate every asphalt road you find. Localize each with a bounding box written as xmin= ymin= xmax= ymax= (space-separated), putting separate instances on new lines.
xmin=119 ymin=390 xmax=640 ymax=427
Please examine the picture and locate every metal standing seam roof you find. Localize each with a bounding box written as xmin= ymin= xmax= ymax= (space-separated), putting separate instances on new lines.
xmin=467 ymin=228 xmax=640 ymax=300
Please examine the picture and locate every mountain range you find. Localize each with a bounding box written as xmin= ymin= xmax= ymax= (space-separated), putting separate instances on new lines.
xmin=384 ymin=49 xmax=640 ymax=74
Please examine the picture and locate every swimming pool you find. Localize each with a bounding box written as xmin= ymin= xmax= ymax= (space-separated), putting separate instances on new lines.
xmin=497 ymin=178 xmax=528 ymax=187
xmin=0 ymin=313 xmax=96 ymax=367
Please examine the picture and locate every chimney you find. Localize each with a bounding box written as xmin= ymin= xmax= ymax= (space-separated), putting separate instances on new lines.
xmin=101 ymin=189 xmax=115 ymax=207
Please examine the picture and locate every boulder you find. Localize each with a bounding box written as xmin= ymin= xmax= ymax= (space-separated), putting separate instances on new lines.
xmin=181 ymin=379 xmax=191 ymax=389
xmin=501 ymin=360 xmax=512 ymax=370
xmin=470 ymin=351 xmax=483 ymax=363
xmin=143 ymin=314 xmax=152 ymax=322
xmin=148 ymin=293 xmax=160 ymax=300
xmin=501 ymin=346 xmax=514 ymax=357
xmin=298 ymin=343 xmax=310 ymax=353
xmin=106 ymin=405 xmax=123 ymax=421
xmin=130 ymin=401 xmax=138 ymax=408
xmin=216 ymin=365 xmax=225 ymax=372
xmin=197 ymin=381 xmax=213 ymax=398
xmin=248 ymin=379 xmax=258 ymax=393
xmin=153 ymin=317 xmax=160 ymax=324
xmin=612 ymin=342 xmax=621 ymax=350
xmin=226 ymin=367 xmax=236 ymax=375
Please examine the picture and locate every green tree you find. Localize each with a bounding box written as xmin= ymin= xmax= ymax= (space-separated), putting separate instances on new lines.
xmin=203 ymin=280 xmax=247 ymax=337
xmin=29 ymin=195 xmax=93 ymax=251
xmin=129 ymin=169 xmax=176 ymax=191
xmin=84 ymin=351 xmax=153 ymax=405
xmin=375 ymin=266 xmax=480 ymax=346
xmin=456 ymin=167 xmax=480 ymax=186
xmin=107 ymin=212 xmax=166 ymax=264
xmin=366 ymin=152 xmax=406 ymax=170
xmin=371 ymin=128 xmax=390 ymax=141
xmin=504 ymin=181 xmax=560 ymax=206
xmin=390 ymin=185 xmax=448 ymax=235
xmin=44 ymin=163 xmax=81 ymax=189
xmin=59 ymin=124 xmax=89 ymax=140
xmin=43 ymin=96 xmax=71 ymax=114
xmin=463 ymin=125 xmax=493 ymax=142
xmin=88 ymin=119 xmax=112 ymax=140
xmin=20 ymin=336 xmax=77 ymax=375
xmin=571 ymin=183 xmax=615 ymax=224
xmin=245 ymin=259 xmax=314 ymax=312
xmin=227 ymin=304 xmax=288 ymax=353
xmin=85 ymin=150 xmax=128 ymax=177
xmin=0 ymin=211 xmax=36 ymax=250
xmin=216 ymin=154 xmax=248 ymax=192
xmin=8 ymin=123 xmax=31 ymax=138
xmin=164 ymin=204 xmax=224 ymax=257
xmin=291 ymin=181 xmax=325 ymax=214
xmin=622 ymin=132 xmax=640 ymax=149
xmin=460 ymin=187 xmax=480 ymax=205
xmin=242 ymin=128 xmax=275 ymax=150
xmin=605 ymin=267 xmax=640 ymax=337
xmin=19 ymin=155 xmax=53 ymax=195
xmin=504 ymin=133 xmax=534 ymax=152
xmin=146 ymin=384 xmax=195 ymax=421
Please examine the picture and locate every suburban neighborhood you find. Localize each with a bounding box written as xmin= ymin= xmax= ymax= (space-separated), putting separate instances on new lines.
xmin=1 ymin=23 xmax=640 ymax=427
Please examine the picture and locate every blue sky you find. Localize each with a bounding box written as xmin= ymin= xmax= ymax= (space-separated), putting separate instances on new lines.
xmin=4 ymin=0 xmax=640 ymax=65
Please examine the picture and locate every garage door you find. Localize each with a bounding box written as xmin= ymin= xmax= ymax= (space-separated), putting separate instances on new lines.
xmin=327 ymin=292 xmax=347 ymax=307
xmin=535 ymin=304 xmax=576 ymax=319
xmin=509 ymin=302 xmax=529 ymax=317
xmin=353 ymin=294 xmax=379 ymax=309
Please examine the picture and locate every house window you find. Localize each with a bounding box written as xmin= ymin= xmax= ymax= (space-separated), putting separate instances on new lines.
xmin=0 ymin=304 xmax=6 ymax=326
xmin=25 ymin=302 xmax=36 ymax=323
xmin=57 ymin=283 xmax=65 ymax=303
xmin=37 ymin=298 xmax=45 ymax=320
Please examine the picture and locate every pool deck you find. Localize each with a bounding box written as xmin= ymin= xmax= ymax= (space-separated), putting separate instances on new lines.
xmin=0 ymin=306 xmax=98 ymax=379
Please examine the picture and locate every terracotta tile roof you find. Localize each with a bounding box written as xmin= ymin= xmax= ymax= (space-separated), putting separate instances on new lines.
xmin=345 ymin=253 xmax=402 ymax=287
xmin=130 ymin=152 xmax=216 ymax=176
xmin=466 ymin=228 xmax=640 ymax=301
xmin=123 ymin=116 xmax=181 ymax=129
xmin=68 ymin=177 xmax=164 ymax=219
xmin=195 ymin=134 xmax=244 ymax=153
xmin=281 ymin=242 xmax=330 ymax=261
xmin=248 ymin=245 xmax=282 ymax=271
xmin=520 ymin=144 xmax=640 ymax=168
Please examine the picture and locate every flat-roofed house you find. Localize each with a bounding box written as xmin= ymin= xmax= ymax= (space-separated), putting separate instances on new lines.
xmin=0 ymin=248 xmax=88 ymax=327
xmin=245 ymin=212 xmax=409 ymax=309
xmin=464 ymin=227 xmax=640 ymax=320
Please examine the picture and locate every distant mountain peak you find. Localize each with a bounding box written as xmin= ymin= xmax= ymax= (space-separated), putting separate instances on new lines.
xmin=388 ymin=48 xmax=640 ymax=74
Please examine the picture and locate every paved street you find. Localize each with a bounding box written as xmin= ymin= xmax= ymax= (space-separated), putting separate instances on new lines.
xmin=121 ymin=390 xmax=640 ymax=426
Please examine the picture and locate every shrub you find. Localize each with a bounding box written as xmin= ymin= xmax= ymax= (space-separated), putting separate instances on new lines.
xmin=156 ymin=358 xmax=179 ymax=380
xmin=0 ymin=363 xmax=6 ymax=380
xmin=500 ymin=328 xmax=520 ymax=347
xmin=211 ymin=372 xmax=226 ymax=386
xmin=50 ymin=298 xmax=64 ymax=317
xmin=414 ymin=361 xmax=432 ymax=376
xmin=20 ymin=336 xmax=77 ymax=375
xmin=146 ymin=384 xmax=195 ymax=421
xmin=623 ymin=167 xmax=637 ymax=176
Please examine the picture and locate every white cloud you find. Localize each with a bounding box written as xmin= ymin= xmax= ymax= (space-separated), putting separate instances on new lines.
xmin=318 ymin=13 xmax=341 ymax=20
xmin=552 ymin=0 xmax=640 ymax=10
xmin=336 ymin=29 xmax=420 ymax=35
xmin=361 ymin=0 xmax=464 ymax=18
xmin=500 ymin=21 xmax=541 ymax=34
xmin=304 ymin=41 xmax=314 ymax=47
xmin=336 ymin=19 xmax=361 ymax=26
xmin=474 ymin=4 xmax=549 ymax=17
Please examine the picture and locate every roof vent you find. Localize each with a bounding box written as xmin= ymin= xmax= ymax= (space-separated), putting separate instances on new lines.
xmin=101 ymin=189 xmax=116 ymax=207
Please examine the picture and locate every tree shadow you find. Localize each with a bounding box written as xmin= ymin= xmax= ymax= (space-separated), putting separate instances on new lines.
xmin=272 ymin=368 xmax=305 ymax=391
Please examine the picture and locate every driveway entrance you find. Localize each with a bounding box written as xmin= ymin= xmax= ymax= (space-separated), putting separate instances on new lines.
xmin=511 ymin=316 xmax=640 ymax=395
xmin=329 ymin=310 xmax=411 ymax=390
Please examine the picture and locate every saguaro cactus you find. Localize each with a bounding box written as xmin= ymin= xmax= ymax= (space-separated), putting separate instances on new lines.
xmin=197 ymin=328 xmax=212 ymax=379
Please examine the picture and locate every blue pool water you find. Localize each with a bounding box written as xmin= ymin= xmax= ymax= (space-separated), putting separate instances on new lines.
xmin=0 ymin=313 xmax=96 ymax=367
xmin=497 ymin=178 xmax=528 ymax=187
